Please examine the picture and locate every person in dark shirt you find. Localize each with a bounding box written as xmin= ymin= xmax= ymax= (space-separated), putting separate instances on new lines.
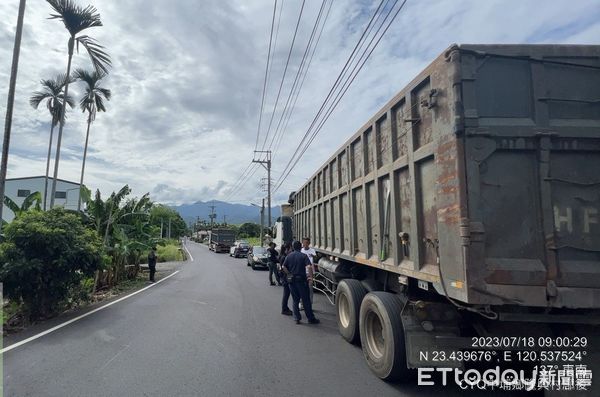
xmin=282 ymin=241 xmax=319 ymax=324
xmin=278 ymin=243 xmax=293 ymax=315
xmin=148 ymin=246 xmax=158 ymax=282
xmin=267 ymin=242 xmax=281 ymax=286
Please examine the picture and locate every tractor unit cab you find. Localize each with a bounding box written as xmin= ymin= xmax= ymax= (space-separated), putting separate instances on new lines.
xmin=273 ymin=203 xmax=294 ymax=251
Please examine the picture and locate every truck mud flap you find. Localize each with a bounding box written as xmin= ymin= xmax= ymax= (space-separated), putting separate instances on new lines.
xmin=401 ymin=300 xmax=462 ymax=368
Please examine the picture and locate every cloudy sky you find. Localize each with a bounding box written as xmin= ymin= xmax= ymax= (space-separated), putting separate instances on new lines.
xmin=0 ymin=0 xmax=598 ymax=206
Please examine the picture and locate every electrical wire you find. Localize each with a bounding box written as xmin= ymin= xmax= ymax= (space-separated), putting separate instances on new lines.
xmin=272 ymin=0 xmax=334 ymax=158
xmin=259 ymin=0 xmax=307 ymax=151
xmin=273 ymin=0 xmax=408 ymax=193
xmin=267 ymin=0 xmax=330 ymax=154
xmin=299 ymin=6 xmax=414 ymax=172
xmin=222 ymin=162 xmax=259 ymax=202
xmin=253 ymin=0 xmax=279 ymax=152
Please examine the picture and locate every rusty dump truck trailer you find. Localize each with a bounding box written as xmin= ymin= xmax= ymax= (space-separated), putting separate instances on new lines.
xmin=290 ymin=44 xmax=600 ymax=381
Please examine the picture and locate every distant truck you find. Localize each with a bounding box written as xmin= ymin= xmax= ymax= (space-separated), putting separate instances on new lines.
xmin=208 ymin=228 xmax=236 ymax=253
xmin=287 ymin=44 xmax=600 ymax=383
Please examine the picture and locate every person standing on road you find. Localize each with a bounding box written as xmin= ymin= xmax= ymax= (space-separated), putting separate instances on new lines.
xmin=282 ymin=241 xmax=319 ymax=325
xmin=301 ymin=237 xmax=317 ymax=304
xmin=279 ymin=243 xmax=293 ymax=316
xmin=148 ymin=246 xmax=158 ymax=282
xmin=267 ymin=242 xmax=281 ymax=286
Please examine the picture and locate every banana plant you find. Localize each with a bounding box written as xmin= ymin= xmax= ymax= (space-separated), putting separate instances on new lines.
xmin=3 ymin=191 xmax=42 ymax=220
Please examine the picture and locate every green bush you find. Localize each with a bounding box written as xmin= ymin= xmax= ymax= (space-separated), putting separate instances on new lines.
xmin=68 ymin=277 xmax=96 ymax=306
xmin=246 ymin=237 xmax=261 ymax=246
xmin=0 ymin=208 xmax=107 ymax=320
xmin=157 ymin=244 xmax=183 ymax=262
xmin=139 ymin=243 xmax=184 ymax=263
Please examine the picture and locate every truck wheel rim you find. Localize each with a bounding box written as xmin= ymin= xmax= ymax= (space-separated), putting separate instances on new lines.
xmin=338 ymin=293 xmax=350 ymax=328
xmin=365 ymin=310 xmax=385 ymax=359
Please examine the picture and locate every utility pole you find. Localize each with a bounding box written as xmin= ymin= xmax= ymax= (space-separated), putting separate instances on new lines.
xmin=208 ymin=201 xmax=216 ymax=230
xmin=260 ymin=198 xmax=265 ymax=246
xmin=160 ymin=218 xmax=164 ymax=238
xmin=253 ymin=150 xmax=271 ymax=231
xmin=168 ymin=217 xmax=171 ymax=240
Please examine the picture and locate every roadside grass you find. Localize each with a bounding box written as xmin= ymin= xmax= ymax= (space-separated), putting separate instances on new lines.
xmin=245 ymin=237 xmax=261 ymax=246
xmin=2 ymin=270 xmax=171 ymax=336
xmin=157 ymin=244 xmax=184 ymax=262
xmin=140 ymin=240 xmax=185 ymax=263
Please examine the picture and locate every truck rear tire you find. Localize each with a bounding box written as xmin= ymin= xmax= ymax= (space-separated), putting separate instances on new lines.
xmin=336 ymin=279 xmax=367 ymax=345
xmin=359 ymin=292 xmax=409 ymax=382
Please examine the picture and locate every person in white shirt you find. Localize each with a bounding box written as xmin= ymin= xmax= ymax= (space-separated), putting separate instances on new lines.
xmin=301 ymin=237 xmax=317 ymax=304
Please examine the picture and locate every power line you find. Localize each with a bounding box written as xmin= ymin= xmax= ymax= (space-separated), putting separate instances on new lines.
xmin=253 ymin=0 xmax=279 ymax=152
xmin=222 ymin=161 xmax=258 ymax=202
xmin=259 ymin=0 xmax=307 ymax=152
xmin=266 ymin=0 xmax=330 ymax=153
xmin=300 ymin=0 xmax=406 ymax=158
xmin=272 ymin=0 xmax=333 ymax=158
xmin=266 ymin=0 xmax=286 ymax=99
xmin=274 ymin=0 xmax=408 ymax=193
xmin=274 ymin=0 xmax=387 ymax=181
xmin=224 ymin=162 xmax=261 ymax=202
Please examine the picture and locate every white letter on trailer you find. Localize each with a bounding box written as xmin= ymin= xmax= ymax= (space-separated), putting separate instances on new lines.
xmin=583 ymin=207 xmax=598 ymax=233
xmin=554 ymin=206 xmax=573 ymax=233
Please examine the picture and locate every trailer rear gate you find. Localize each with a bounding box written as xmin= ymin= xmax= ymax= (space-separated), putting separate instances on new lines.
xmin=293 ymin=44 xmax=600 ymax=309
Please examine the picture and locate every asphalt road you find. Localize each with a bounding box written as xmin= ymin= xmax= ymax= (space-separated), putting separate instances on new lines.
xmin=3 ymin=242 xmax=534 ymax=397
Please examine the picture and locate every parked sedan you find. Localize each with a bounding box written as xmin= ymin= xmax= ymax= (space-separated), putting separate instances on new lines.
xmin=247 ymin=246 xmax=268 ymax=270
xmin=230 ymin=241 xmax=250 ymax=258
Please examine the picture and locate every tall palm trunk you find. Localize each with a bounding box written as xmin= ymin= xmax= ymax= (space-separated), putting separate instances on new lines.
xmin=0 ymin=0 xmax=27 ymax=231
xmin=43 ymin=123 xmax=56 ymax=211
xmin=50 ymin=36 xmax=74 ymax=209
xmin=77 ymin=114 xmax=92 ymax=211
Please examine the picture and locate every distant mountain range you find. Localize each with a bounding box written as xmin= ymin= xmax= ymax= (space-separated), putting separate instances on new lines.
xmin=171 ymin=200 xmax=281 ymax=226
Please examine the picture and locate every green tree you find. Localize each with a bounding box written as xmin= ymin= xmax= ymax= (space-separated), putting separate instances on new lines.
xmin=84 ymin=185 xmax=161 ymax=287
xmin=30 ymin=74 xmax=75 ymax=210
xmin=46 ymin=0 xmax=111 ymax=208
xmin=238 ymin=222 xmax=261 ymax=238
xmin=73 ymin=68 xmax=111 ymax=211
xmin=150 ymin=205 xmax=187 ymax=239
xmin=0 ymin=208 xmax=106 ymax=320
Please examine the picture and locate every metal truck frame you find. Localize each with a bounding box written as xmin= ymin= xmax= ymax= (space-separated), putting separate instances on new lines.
xmin=286 ymin=44 xmax=600 ymax=382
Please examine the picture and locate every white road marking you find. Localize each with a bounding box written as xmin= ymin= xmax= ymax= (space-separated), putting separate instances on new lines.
xmin=183 ymin=243 xmax=194 ymax=262
xmin=1 ymin=270 xmax=180 ymax=354
xmin=98 ymin=343 xmax=130 ymax=372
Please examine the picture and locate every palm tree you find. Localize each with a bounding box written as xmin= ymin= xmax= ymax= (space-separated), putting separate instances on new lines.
xmin=73 ymin=68 xmax=111 ymax=211
xmin=0 ymin=0 xmax=27 ymax=234
xmin=46 ymin=0 xmax=111 ymax=208
xmin=30 ymin=74 xmax=75 ymax=210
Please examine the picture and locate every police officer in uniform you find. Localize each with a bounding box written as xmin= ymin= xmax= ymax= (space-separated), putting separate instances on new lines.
xmin=148 ymin=246 xmax=158 ymax=282
xmin=282 ymin=241 xmax=320 ymax=324
xmin=279 ymin=243 xmax=293 ymax=315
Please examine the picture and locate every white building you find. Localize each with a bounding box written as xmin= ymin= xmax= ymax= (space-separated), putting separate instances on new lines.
xmin=2 ymin=176 xmax=81 ymax=222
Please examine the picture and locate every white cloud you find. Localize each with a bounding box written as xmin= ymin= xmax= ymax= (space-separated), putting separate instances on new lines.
xmin=0 ymin=0 xmax=598 ymax=205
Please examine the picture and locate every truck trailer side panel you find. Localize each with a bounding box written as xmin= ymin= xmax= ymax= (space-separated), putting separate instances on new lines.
xmin=293 ymin=44 xmax=600 ymax=309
